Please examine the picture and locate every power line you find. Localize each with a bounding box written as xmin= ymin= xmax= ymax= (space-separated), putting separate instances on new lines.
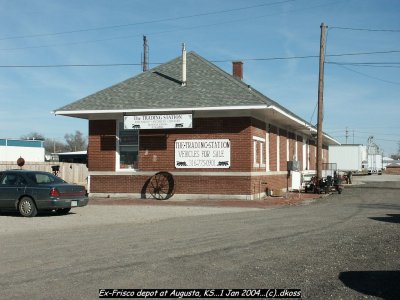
xmin=333 ymin=135 xmax=399 ymax=142
xmin=327 ymin=129 xmax=400 ymax=135
xmin=333 ymin=130 xmax=400 ymax=137
xmin=330 ymin=63 xmax=400 ymax=85
xmin=0 ymin=0 xmax=344 ymax=52
xmin=355 ymin=131 xmax=400 ymax=137
xmin=0 ymin=0 xmax=296 ymax=41
xmin=327 ymin=61 xmax=400 ymax=65
xmin=0 ymin=56 xmax=321 ymax=69
xmin=211 ymin=55 xmax=319 ymax=62
xmin=326 ymin=50 xmax=400 ymax=57
xmin=2 ymin=49 xmax=400 ymax=68
xmin=326 ymin=126 xmax=400 ymax=130
xmin=0 ymin=63 xmax=145 ymax=68
xmin=326 ymin=61 xmax=400 ymax=68
xmin=330 ymin=26 xmax=400 ymax=33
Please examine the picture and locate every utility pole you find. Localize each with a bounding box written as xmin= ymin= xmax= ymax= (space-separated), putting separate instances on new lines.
xmin=316 ymin=22 xmax=327 ymax=182
xmin=142 ymin=35 xmax=149 ymax=72
xmin=345 ymin=127 xmax=349 ymax=144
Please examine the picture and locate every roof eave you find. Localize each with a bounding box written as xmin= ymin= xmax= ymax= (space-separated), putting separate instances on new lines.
xmin=54 ymin=105 xmax=340 ymax=145
xmin=267 ymin=106 xmax=340 ymax=145
xmin=53 ymin=105 xmax=268 ymax=117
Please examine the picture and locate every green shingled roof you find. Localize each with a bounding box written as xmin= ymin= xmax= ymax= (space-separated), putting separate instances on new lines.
xmin=54 ymin=52 xmax=340 ymax=145
xmin=56 ymin=51 xmax=292 ymax=112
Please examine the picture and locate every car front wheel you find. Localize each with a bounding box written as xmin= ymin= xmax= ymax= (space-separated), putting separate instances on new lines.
xmin=18 ymin=197 xmax=38 ymax=217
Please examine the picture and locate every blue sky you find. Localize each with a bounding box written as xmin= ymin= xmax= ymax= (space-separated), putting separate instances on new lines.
xmin=0 ymin=0 xmax=399 ymax=155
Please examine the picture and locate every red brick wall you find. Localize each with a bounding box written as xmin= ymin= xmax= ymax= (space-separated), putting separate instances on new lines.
xmin=269 ymin=125 xmax=278 ymax=171
xmin=139 ymin=117 xmax=253 ymax=172
xmin=297 ymin=135 xmax=303 ymax=170
xmin=88 ymin=117 xmax=319 ymax=196
xmin=288 ymin=132 xmax=296 ymax=162
xmin=174 ymin=176 xmax=252 ymax=195
xmin=91 ymin=174 xmax=291 ymax=196
xmin=251 ymin=118 xmax=266 ymax=170
xmin=323 ymin=145 xmax=329 ymax=164
xmin=91 ymin=175 xmax=253 ymax=195
xmin=385 ymin=166 xmax=400 ymax=175
xmin=251 ymin=174 xmax=289 ymax=195
xmin=91 ymin=175 xmax=147 ymax=193
xmin=279 ymin=129 xmax=287 ymax=171
xmin=88 ymin=120 xmax=116 ymax=171
xmin=308 ymin=140 xmax=316 ymax=170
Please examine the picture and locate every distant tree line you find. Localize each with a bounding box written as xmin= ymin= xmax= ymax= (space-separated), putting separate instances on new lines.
xmin=391 ymin=141 xmax=400 ymax=160
xmin=20 ymin=131 xmax=87 ymax=154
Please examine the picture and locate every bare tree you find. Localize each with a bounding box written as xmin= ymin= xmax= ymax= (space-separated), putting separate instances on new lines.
xmin=20 ymin=131 xmax=87 ymax=153
xmin=64 ymin=130 xmax=87 ymax=152
xmin=44 ymin=138 xmax=68 ymax=154
xmin=20 ymin=132 xmax=45 ymax=140
xmin=390 ymin=141 xmax=400 ymax=160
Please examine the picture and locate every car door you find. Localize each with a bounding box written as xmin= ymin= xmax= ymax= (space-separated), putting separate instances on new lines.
xmin=0 ymin=173 xmax=27 ymax=208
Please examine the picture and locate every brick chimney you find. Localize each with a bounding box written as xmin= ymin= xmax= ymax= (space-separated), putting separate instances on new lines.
xmin=232 ymin=61 xmax=243 ymax=80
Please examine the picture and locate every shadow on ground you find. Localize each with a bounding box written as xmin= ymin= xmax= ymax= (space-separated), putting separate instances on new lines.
xmin=0 ymin=210 xmax=76 ymax=218
xmin=358 ymin=203 xmax=400 ymax=210
xmin=369 ymin=214 xmax=400 ymax=224
xmin=339 ymin=271 xmax=400 ymax=299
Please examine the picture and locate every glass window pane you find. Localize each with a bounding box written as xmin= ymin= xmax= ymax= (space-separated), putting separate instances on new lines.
xmin=119 ymin=122 xmax=139 ymax=169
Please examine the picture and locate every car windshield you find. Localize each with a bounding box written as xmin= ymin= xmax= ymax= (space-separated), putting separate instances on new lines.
xmin=26 ymin=172 xmax=66 ymax=184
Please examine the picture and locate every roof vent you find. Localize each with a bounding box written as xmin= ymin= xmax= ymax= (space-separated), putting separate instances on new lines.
xmin=232 ymin=61 xmax=243 ymax=80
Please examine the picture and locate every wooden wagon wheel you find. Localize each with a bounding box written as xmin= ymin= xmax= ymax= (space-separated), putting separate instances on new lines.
xmin=149 ymin=172 xmax=175 ymax=200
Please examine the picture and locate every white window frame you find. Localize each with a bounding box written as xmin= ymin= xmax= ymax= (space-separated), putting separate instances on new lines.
xmin=277 ymin=128 xmax=280 ymax=171
xmin=302 ymin=137 xmax=307 ymax=171
xmin=116 ymin=120 xmax=140 ymax=172
xmin=253 ymin=140 xmax=259 ymax=168
xmin=253 ymin=136 xmax=265 ymax=169
xmin=286 ymin=136 xmax=289 ymax=161
xmin=265 ymin=128 xmax=270 ymax=171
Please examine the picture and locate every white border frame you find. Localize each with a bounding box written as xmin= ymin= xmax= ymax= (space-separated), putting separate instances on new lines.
xmin=115 ymin=120 xmax=140 ymax=172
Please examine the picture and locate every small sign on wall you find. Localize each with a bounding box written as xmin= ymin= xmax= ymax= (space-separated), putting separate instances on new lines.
xmin=124 ymin=114 xmax=192 ymax=129
xmin=175 ymin=139 xmax=231 ymax=168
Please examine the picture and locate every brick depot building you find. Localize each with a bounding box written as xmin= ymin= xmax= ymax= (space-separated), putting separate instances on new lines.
xmin=55 ymin=51 xmax=339 ymax=200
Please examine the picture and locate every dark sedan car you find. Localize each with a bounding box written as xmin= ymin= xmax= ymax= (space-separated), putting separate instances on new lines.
xmin=0 ymin=170 xmax=88 ymax=217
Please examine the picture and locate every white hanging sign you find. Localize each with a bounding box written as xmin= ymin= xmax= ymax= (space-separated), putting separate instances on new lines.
xmin=175 ymin=139 xmax=231 ymax=168
xmin=124 ymin=114 xmax=192 ymax=129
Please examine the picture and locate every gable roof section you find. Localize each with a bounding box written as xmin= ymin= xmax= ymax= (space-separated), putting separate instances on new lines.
xmin=54 ymin=51 xmax=339 ymax=145
xmin=55 ymin=52 xmax=299 ymax=119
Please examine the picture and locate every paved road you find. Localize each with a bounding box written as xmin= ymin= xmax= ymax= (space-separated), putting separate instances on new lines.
xmin=0 ymin=178 xmax=399 ymax=299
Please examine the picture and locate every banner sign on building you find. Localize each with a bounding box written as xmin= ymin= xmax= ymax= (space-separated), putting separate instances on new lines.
xmin=175 ymin=139 xmax=231 ymax=168
xmin=124 ymin=114 xmax=192 ymax=130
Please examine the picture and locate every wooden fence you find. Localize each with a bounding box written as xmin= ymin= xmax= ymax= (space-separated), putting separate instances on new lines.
xmin=0 ymin=162 xmax=88 ymax=186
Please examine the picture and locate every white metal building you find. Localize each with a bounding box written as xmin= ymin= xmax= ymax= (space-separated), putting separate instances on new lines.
xmin=0 ymin=139 xmax=45 ymax=162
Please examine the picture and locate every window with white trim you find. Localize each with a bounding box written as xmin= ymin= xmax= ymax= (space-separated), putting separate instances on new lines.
xmin=253 ymin=136 xmax=266 ymax=168
xmin=118 ymin=121 xmax=139 ymax=169
xmin=253 ymin=140 xmax=259 ymax=168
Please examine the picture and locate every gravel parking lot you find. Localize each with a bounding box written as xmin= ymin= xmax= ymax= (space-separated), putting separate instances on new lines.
xmin=1 ymin=174 xmax=398 ymax=236
xmin=0 ymin=204 xmax=261 ymax=236
xmin=0 ymin=176 xmax=399 ymax=299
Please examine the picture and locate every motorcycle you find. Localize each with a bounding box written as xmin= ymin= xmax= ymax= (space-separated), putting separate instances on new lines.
xmin=304 ymin=174 xmax=343 ymax=194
